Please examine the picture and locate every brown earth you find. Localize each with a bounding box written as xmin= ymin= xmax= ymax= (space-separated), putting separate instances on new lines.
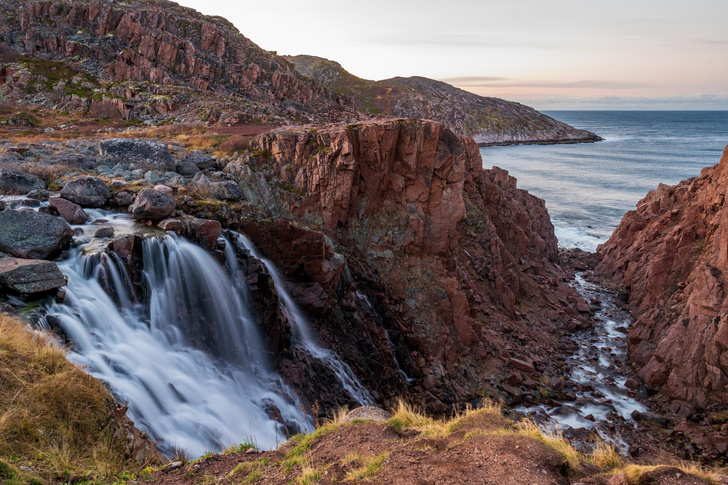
xmin=137 ymin=407 xmax=721 ymax=485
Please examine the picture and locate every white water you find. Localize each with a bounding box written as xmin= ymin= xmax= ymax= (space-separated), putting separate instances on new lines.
xmin=233 ymin=233 xmax=374 ymax=405
xmin=45 ymin=219 xmax=309 ymax=457
xmin=516 ymin=273 xmax=647 ymax=450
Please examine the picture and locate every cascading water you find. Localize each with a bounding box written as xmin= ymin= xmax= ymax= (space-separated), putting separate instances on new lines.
xmin=45 ymin=221 xmax=309 ymax=457
xmin=233 ymin=232 xmax=374 ymax=406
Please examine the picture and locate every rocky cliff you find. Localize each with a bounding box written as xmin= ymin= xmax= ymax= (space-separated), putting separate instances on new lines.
xmin=284 ymin=55 xmax=601 ymax=146
xmin=0 ymin=0 xmax=357 ymax=124
xmin=227 ymin=118 xmax=591 ymax=412
xmin=597 ymin=146 xmax=728 ymax=417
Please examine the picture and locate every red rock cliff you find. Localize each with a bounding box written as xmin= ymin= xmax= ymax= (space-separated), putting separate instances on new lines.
xmin=597 ymin=146 xmax=728 ymax=416
xmin=228 ymin=119 xmax=589 ymax=410
xmin=0 ymin=0 xmax=354 ymax=122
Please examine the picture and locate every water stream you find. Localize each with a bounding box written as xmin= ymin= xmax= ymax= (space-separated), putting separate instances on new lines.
xmin=517 ymin=272 xmax=648 ymax=450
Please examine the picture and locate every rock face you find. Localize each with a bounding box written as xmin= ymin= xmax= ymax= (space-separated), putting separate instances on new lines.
xmin=0 ymin=257 xmax=66 ymax=294
xmin=228 ymin=119 xmax=587 ymax=411
xmin=130 ymin=187 xmax=176 ymax=221
xmin=597 ymin=146 xmax=728 ymax=415
xmin=59 ymin=176 xmax=111 ymax=208
xmin=0 ymin=168 xmax=45 ymax=194
xmin=0 ymin=209 xmax=73 ymax=259
xmin=285 ymin=55 xmax=601 ymax=146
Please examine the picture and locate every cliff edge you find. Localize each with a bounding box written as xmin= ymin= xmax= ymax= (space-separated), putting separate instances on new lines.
xmin=597 ymin=146 xmax=728 ymax=417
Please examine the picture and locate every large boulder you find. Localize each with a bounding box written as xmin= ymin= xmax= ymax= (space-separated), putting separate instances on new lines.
xmin=130 ymin=188 xmax=176 ymax=221
xmin=0 ymin=258 xmax=66 ymax=294
xmin=49 ymin=197 xmax=88 ymax=224
xmin=0 ymin=210 xmax=73 ymax=259
xmin=100 ymin=138 xmax=175 ymax=172
xmin=59 ymin=177 xmax=111 ymax=208
xmin=0 ymin=168 xmax=45 ymax=194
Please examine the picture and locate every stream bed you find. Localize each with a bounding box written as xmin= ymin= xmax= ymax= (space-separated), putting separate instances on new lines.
xmin=516 ymin=272 xmax=650 ymax=451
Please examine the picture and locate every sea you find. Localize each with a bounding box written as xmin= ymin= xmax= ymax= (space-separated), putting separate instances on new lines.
xmin=480 ymin=111 xmax=728 ymax=252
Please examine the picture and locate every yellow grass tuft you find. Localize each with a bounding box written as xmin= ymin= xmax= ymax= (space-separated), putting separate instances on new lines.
xmin=345 ymin=452 xmax=389 ymax=481
xmin=387 ymin=398 xmax=502 ymax=437
xmin=0 ymin=313 xmax=154 ymax=480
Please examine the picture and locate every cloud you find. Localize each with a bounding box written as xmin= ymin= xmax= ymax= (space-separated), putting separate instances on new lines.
xmin=441 ymin=77 xmax=653 ymax=90
xmin=522 ymin=94 xmax=728 ymax=110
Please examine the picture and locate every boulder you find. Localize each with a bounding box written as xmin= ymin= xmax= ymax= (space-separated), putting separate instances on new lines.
xmin=59 ymin=177 xmax=111 ymax=207
xmin=27 ymin=188 xmax=49 ymax=201
xmin=95 ymin=227 xmax=114 ymax=238
xmin=0 ymin=210 xmax=73 ymax=259
xmin=183 ymin=150 xmax=214 ymax=170
xmin=175 ymin=158 xmax=199 ymax=176
xmin=100 ymin=138 xmax=175 ymax=172
xmin=110 ymin=190 xmax=135 ymax=207
xmin=341 ymin=406 xmax=391 ymax=424
xmin=130 ymin=188 xmax=176 ymax=221
xmin=49 ymin=197 xmax=87 ymax=224
xmin=211 ymin=180 xmax=243 ymax=201
xmin=0 ymin=168 xmax=45 ymax=194
xmin=0 ymin=258 xmax=66 ymax=294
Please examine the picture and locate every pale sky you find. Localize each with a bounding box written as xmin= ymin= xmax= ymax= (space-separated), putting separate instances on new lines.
xmin=174 ymin=0 xmax=728 ymax=110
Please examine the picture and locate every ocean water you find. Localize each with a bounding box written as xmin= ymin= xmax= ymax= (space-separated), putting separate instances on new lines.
xmin=480 ymin=111 xmax=728 ymax=251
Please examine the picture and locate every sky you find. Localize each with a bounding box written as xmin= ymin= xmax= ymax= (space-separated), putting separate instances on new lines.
xmin=174 ymin=0 xmax=728 ymax=110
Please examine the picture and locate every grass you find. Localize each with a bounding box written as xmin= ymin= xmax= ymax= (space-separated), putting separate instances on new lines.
xmin=229 ymin=457 xmax=269 ymax=483
xmin=282 ymin=424 xmax=339 ymax=472
xmin=2 ymin=161 xmax=73 ymax=187
xmin=387 ymin=398 xmax=502 ymax=437
xmin=295 ymin=464 xmax=323 ymax=485
xmin=0 ymin=313 xmax=157 ymax=482
xmin=344 ymin=451 xmax=389 ymax=481
xmin=621 ymin=463 xmax=722 ymax=484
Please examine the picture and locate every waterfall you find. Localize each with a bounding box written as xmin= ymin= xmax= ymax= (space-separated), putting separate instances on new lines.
xmin=233 ymin=232 xmax=374 ymax=406
xmin=46 ymin=232 xmax=309 ymax=457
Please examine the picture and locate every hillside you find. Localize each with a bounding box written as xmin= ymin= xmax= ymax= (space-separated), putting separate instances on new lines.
xmin=284 ymin=54 xmax=601 ymax=145
xmin=0 ymin=0 xmax=359 ymax=125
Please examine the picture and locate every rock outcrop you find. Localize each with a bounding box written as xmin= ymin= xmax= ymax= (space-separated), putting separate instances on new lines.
xmin=227 ymin=119 xmax=588 ymax=411
xmin=597 ymin=146 xmax=728 ymax=416
xmin=285 ymin=55 xmax=601 ymax=146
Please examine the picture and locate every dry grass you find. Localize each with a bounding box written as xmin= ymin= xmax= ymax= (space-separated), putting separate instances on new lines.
xmin=387 ymin=398 xmax=502 ymax=437
xmin=0 ymin=313 xmax=143 ymax=481
xmin=2 ymin=161 xmax=72 ymax=188
xmin=621 ymin=463 xmax=723 ymax=484
xmin=344 ymin=451 xmax=389 ymax=481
